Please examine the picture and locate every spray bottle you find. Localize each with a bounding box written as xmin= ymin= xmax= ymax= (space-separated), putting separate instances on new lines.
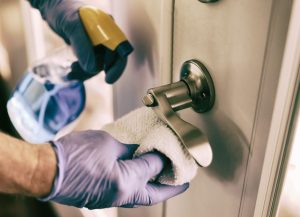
xmin=7 ymin=6 xmax=133 ymax=144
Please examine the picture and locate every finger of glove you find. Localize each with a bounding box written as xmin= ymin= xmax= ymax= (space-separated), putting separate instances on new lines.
xmin=128 ymin=152 xmax=170 ymax=181
xmin=68 ymin=26 xmax=101 ymax=74
xmin=93 ymin=131 xmax=139 ymax=160
xmin=142 ymin=183 xmax=189 ymax=206
xmin=105 ymin=57 xmax=127 ymax=84
xmin=118 ymin=144 xmax=139 ymax=160
xmin=120 ymin=204 xmax=139 ymax=208
xmin=47 ymin=1 xmax=101 ymax=74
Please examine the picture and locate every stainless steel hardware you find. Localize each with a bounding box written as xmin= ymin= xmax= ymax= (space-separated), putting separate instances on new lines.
xmin=142 ymin=60 xmax=215 ymax=167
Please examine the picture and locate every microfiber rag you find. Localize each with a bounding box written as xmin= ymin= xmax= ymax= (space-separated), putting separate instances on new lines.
xmin=102 ymin=107 xmax=198 ymax=186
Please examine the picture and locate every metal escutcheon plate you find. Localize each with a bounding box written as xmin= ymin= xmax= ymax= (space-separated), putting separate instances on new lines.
xmin=180 ymin=59 xmax=215 ymax=113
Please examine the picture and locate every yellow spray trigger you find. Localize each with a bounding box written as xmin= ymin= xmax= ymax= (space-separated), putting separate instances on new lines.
xmin=79 ymin=6 xmax=127 ymax=51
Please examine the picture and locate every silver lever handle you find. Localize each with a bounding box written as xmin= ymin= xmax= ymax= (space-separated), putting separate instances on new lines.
xmin=142 ymin=60 xmax=215 ymax=167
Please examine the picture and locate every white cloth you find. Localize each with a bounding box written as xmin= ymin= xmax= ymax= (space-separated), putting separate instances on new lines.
xmin=102 ymin=107 xmax=198 ymax=186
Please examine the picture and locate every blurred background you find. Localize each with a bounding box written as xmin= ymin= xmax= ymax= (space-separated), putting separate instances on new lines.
xmin=0 ymin=0 xmax=114 ymax=217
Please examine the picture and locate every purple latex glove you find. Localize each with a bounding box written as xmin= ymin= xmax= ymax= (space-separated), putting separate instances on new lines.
xmin=42 ymin=130 xmax=189 ymax=209
xmin=28 ymin=0 xmax=101 ymax=75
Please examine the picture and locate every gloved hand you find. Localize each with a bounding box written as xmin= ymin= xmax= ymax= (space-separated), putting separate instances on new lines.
xmin=41 ymin=130 xmax=189 ymax=209
xmin=28 ymin=0 xmax=106 ymax=78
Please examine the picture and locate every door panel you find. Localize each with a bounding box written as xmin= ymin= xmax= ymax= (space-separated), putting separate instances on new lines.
xmin=173 ymin=0 xmax=273 ymax=139
xmin=111 ymin=1 xmax=173 ymax=217
xmin=112 ymin=0 xmax=173 ymax=118
xmin=166 ymin=0 xmax=283 ymax=217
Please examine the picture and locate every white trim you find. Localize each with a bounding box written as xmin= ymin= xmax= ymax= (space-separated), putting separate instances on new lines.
xmin=159 ymin=0 xmax=173 ymax=85
xmin=254 ymin=0 xmax=300 ymax=216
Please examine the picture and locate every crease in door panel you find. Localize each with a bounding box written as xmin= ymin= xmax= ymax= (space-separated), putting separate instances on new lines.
xmin=170 ymin=0 xmax=175 ymax=83
xmin=163 ymin=0 xmax=175 ymax=217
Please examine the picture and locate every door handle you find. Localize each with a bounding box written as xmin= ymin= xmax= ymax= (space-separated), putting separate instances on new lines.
xmin=142 ymin=60 xmax=215 ymax=167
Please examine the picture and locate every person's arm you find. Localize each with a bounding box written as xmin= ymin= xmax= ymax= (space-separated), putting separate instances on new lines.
xmin=0 ymin=132 xmax=56 ymax=197
xmin=0 ymin=130 xmax=188 ymax=209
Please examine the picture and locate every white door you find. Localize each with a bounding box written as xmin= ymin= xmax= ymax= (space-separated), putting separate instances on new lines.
xmin=167 ymin=0 xmax=292 ymax=217
xmin=112 ymin=0 xmax=294 ymax=217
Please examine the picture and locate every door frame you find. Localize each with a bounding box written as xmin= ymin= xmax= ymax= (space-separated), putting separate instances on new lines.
xmin=253 ymin=0 xmax=300 ymax=216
